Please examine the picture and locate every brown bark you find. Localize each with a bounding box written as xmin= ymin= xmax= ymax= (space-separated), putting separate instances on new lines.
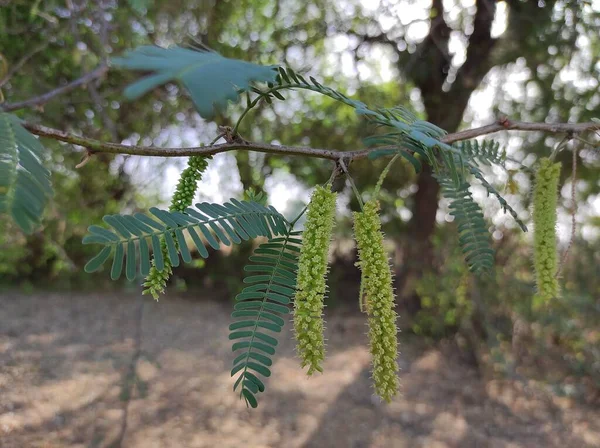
xmin=397 ymin=0 xmax=498 ymax=310
xmin=352 ymin=1 xmax=558 ymax=309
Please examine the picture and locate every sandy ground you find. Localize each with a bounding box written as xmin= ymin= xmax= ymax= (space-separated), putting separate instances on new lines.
xmin=0 ymin=291 xmax=599 ymax=448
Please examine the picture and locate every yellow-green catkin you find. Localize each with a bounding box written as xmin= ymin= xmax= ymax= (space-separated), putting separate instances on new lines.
xmin=143 ymin=156 xmax=210 ymax=299
xmin=532 ymin=157 xmax=561 ymax=306
xmin=293 ymin=185 xmax=337 ymax=375
xmin=353 ymin=200 xmax=399 ymax=402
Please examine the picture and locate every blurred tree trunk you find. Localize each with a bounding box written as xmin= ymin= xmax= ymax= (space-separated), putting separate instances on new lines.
xmin=396 ymin=0 xmax=559 ymax=312
xmin=398 ymin=0 xmax=498 ymax=311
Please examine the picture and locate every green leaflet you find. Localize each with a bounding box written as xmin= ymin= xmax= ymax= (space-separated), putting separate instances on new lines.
xmin=458 ymin=139 xmax=506 ymax=167
xmin=126 ymin=0 xmax=151 ymax=13
xmin=360 ymin=113 xmax=465 ymax=184
xmin=273 ymin=67 xmax=369 ymax=112
xmin=230 ymin=228 xmax=302 ymax=408
xmin=243 ymin=188 xmax=268 ymax=206
xmin=82 ymin=200 xmax=289 ymax=281
xmin=436 ymin=175 xmax=495 ymax=275
xmin=112 ymin=46 xmax=278 ymax=119
xmin=0 ymin=112 xmax=52 ymax=234
xmin=368 ymin=148 xmax=422 ymax=174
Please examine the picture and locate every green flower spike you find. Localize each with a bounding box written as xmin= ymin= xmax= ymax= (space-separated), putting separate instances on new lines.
xmin=293 ymin=185 xmax=337 ymax=375
xmin=532 ymin=157 xmax=561 ymax=307
xmin=143 ymin=156 xmax=211 ymax=299
xmin=353 ymin=200 xmax=399 ymax=402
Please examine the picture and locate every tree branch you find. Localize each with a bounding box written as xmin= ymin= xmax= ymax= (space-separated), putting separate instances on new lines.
xmin=0 ymin=42 xmax=49 ymax=88
xmin=449 ymin=0 xmax=497 ymax=94
xmin=23 ymin=119 xmax=600 ymax=161
xmin=23 ymin=121 xmax=352 ymax=159
xmin=443 ymin=119 xmax=600 ymax=143
xmin=1 ymin=64 xmax=108 ymax=112
xmin=406 ymin=0 xmax=452 ymax=100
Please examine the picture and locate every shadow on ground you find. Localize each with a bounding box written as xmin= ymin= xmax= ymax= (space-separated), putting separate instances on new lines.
xmin=1 ymin=292 xmax=599 ymax=448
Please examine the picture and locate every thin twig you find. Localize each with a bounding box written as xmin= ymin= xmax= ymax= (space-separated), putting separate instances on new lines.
xmin=20 ymin=119 xmax=600 ymax=161
xmin=0 ymin=54 xmax=7 ymax=80
xmin=24 ymin=121 xmax=362 ymax=159
xmin=1 ymin=64 xmax=108 ymax=112
xmin=549 ymin=134 xmax=571 ymax=161
xmin=327 ymin=159 xmax=343 ymax=184
xmin=209 ymin=132 xmax=226 ymax=145
xmin=339 ymin=158 xmax=364 ymax=209
xmin=75 ymin=151 xmax=93 ymax=169
xmin=556 ymin=147 xmax=578 ymax=278
xmin=374 ymin=154 xmax=400 ymax=198
xmin=574 ymin=135 xmax=598 ymax=148
xmin=0 ymin=42 xmax=49 ymax=88
xmin=444 ymin=119 xmax=600 ymax=144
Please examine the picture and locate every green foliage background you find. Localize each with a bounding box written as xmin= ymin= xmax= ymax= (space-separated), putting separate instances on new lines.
xmin=1 ymin=0 xmax=599 ymax=402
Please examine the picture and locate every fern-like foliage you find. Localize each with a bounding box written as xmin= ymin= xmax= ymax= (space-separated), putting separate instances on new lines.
xmin=112 ymin=46 xmax=278 ymax=119
xmin=83 ymin=200 xmax=288 ymax=280
xmin=230 ymin=228 xmax=302 ymax=408
xmin=456 ymin=139 xmax=527 ymax=231
xmin=470 ymin=167 xmax=528 ymax=232
xmin=113 ymin=52 xmax=464 ymax=181
xmin=366 ymin=133 xmax=468 ymax=190
xmin=365 ymin=133 xmax=424 ymax=174
xmin=243 ymin=188 xmax=268 ymax=206
xmin=268 ymin=67 xmax=370 ymax=112
xmin=268 ymin=69 xmax=461 ymax=161
xmin=458 ymin=139 xmax=506 ymax=167
xmin=365 ymin=125 xmax=525 ymax=233
xmin=0 ymin=112 xmax=52 ymax=234
xmin=436 ymin=175 xmax=494 ymax=274
xmin=354 ymin=108 xmax=462 ymax=165
xmin=351 ymin=104 xmax=468 ymax=186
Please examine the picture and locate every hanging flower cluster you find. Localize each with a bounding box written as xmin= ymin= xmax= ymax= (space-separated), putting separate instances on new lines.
xmin=532 ymin=157 xmax=561 ymax=306
xmin=170 ymin=156 xmax=211 ymax=213
xmin=143 ymin=156 xmax=211 ymax=299
xmin=293 ymin=185 xmax=337 ymax=375
xmin=353 ymin=199 xmax=399 ymax=402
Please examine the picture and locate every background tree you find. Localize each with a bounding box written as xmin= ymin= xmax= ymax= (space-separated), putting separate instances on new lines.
xmin=1 ymin=1 xmax=599 ymax=400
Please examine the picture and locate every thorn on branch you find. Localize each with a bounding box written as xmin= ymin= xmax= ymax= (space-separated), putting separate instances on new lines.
xmin=219 ymin=125 xmax=248 ymax=145
xmin=498 ymin=116 xmax=510 ymax=128
xmin=75 ymin=150 xmax=94 ymax=169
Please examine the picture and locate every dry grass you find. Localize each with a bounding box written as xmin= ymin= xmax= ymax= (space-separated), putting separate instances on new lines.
xmin=0 ymin=291 xmax=599 ymax=448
